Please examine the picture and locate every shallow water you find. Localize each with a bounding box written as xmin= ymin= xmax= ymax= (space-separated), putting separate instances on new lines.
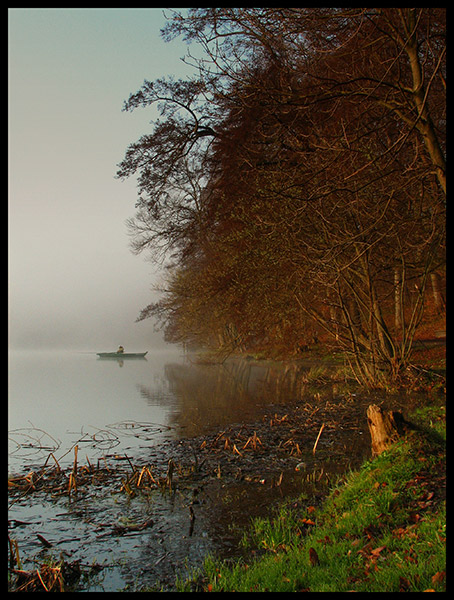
xmin=8 ymin=349 xmax=428 ymax=591
xmin=8 ymin=349 xmax=289 ymax=471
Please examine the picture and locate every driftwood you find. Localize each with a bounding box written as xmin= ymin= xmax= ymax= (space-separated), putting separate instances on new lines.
xmin=367 ymin=404 xmax=405 ymax=456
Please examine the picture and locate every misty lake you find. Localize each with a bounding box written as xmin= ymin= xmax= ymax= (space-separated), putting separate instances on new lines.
xmin=8 ymin=348 xmax=313 ymax=472
xmin=9 ymin=348 xmax=407 ymax=591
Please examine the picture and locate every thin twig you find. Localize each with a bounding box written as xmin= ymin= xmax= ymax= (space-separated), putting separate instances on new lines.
xmin=312 ymin=423 xmax=325 ymax=455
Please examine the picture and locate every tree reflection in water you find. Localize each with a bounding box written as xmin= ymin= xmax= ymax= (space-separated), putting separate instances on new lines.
xmin=136 ymin=358 xmax=350 ymax=438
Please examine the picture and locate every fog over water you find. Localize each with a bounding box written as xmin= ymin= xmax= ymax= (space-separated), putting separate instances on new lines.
xmin=9 ymin=9 xmax=192 ymax=351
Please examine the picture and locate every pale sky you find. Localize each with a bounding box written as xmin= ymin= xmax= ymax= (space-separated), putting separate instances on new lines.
xmin=8 ymin=8 xmax=193 ymax=350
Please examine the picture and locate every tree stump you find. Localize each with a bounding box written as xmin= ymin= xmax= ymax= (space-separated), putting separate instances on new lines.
xmin=366 ymin=404 xmax=405 ymax=456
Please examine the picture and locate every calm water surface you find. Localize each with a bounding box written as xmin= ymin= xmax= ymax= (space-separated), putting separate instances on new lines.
xmin=10 ymin=348 xmax=334 ymax=591
xmin=9 ymin=349 xmax=293 ymax=472
xmin=9 ymin=349 xmax=170 ymax=466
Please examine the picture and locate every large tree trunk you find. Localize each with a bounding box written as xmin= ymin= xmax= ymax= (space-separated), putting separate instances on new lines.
xmin=366 ymin=404 xmax=405 ymax=456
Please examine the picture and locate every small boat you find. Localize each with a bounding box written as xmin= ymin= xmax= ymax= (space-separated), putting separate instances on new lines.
xmin=96 ymin=351 xmax=148 ymax=359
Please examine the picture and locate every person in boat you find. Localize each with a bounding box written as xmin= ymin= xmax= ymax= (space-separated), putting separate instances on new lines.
xmin=117 ymin=345 xmax=124 ymax=354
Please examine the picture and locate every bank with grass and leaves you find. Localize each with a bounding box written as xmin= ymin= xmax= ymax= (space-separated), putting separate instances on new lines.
xmin=179 ymin=405 xmax=445 ymax=593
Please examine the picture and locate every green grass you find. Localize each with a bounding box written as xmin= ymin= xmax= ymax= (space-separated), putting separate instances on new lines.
xmin=179 ymin=406 xmax=445 ymax=592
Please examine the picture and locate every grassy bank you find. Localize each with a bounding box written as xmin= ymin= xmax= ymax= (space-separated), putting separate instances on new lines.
xmin=180 ymin=405 xmax=445 ymax=592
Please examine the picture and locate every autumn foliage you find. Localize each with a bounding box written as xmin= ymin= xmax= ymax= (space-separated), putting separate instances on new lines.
xmin=118 ymin=9 xmax=445 ymax=386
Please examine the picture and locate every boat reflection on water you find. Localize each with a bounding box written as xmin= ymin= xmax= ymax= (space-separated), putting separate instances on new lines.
xmin=96 ymin=351 xmax=148 ymax=367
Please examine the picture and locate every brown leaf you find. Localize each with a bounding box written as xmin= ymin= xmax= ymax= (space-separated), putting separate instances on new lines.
xmin=309 ymin=547 xmax=319 ymax=566
xmin=357 ymin=541 xmax=373 ymax=556
xmin=409 ymin=512 xmax=422 ymax=523
xmin=317 ymin=535 xmax=333 ymax=545
xmin=370 ymin=545 xmax=386 ymax=557
xmin=393 ymin=527 xmax=407 ymax=538
xmin=431 ymin=571 xmax=446 ymax=585
xmin=399 ymin=576 xmax=411 ymax=591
